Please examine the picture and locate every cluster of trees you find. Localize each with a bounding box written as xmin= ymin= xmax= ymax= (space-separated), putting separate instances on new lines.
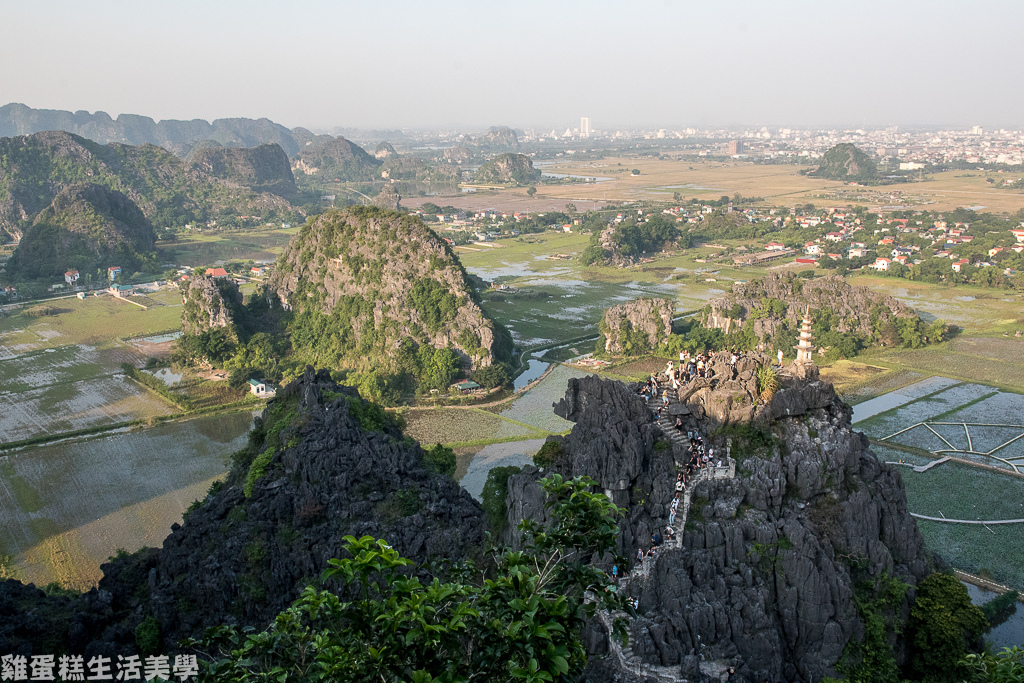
xmin=580 ymin=214 xmax=685 ymax=265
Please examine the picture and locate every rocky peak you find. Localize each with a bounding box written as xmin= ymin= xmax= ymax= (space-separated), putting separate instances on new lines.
xmin=600 ymin=298 xmax=674 ymax=353
xmin=442 ymin=146 xmax=472 ymax=165
xmin=186 ymin=143 xmax=297 ymax=197
xmin=269 ymin=206 xmax=511 ymax=370
xmin=5 ymin=182 xmax=156 ymax=280
xmin=179 ymin=274 xmax=242 ymax=335
xmin=505 ymin=365 xmax=931 ymax=681
xmin=374 ymin=141 xmax=398 ymax=159
xmin=372 ymin=183 xmax=401 ymax=210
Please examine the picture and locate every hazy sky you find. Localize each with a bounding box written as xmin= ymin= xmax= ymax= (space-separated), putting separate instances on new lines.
xmin=1 ymin=0 xmax=1020 ymax=131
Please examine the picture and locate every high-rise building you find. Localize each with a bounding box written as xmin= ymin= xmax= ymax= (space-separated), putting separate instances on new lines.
xmin=727 ymin=140 xmax=743 ymax=156
xmin=580 ymin=117 xmax=591 ymax=138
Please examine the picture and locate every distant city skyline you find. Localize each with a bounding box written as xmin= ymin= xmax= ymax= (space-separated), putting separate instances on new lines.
xmin=2 ymin=0 xmax=1022 ymax=130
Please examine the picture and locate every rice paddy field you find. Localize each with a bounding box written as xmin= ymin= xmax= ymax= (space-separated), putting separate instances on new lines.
xmin=0 ymin=289 xmax=182 ymax=353
xmin=0 ymin=410 xmax=254 ymax=590
xmin=852 ymin=377 xmax=1024 ymax=590
xmin=403 ymin=407 xmax=546 ymax=447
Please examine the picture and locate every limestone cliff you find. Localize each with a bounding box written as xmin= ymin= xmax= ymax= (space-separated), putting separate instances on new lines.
xmin=474 ymin=126 xmax=519 ymax=152
xmin=372 ymin=183 xmax=402 ymax=210
xmin=269 ymin=206 xmax=512 ymax=370
xmin=601 ymin=298 xmax=674 ymax=354
xmin=179 ymin=274 xmax=243 ymax=336
xmin=0 ymin=368 xmax=487 ymax=655
xmin=505 ymin=368 xmax=931 ymax=682
xmin=473 ymin=153 xmax=540 ymax=186
xmin=374 ymin=141 xmax=398 ymax=159
xmin=707 ymin=272 xmax=919 ymax=344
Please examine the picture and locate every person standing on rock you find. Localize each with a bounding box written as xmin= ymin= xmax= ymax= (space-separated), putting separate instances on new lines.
xmin=777 ymin=349 xmax=784 ymax=366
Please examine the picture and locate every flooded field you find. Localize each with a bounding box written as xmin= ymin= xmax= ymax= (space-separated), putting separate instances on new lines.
xmin=859 ymin=375 xmax=1024 ymax=590
xmin=0 ymin=410 xmax=254 ymax=590
xmin=457 ymin=439 xmax=546 ymax=500
xmin=0 ymin=375 xmax=176 ymax=444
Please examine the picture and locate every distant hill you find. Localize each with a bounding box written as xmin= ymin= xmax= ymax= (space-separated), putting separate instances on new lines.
xmin=473 ymin=126 xmax=519 ymax=152
xmin=6 ymin=183 xmax=157 ymax=280
xmin=0 ymin=131 xmax=297 ymax=242
xmin=186 ymin=143 xmax=297 ymax=197
xmin=473 ymin=153 xmax=540 ymax=185
xmin=290 ymin=136 xmax=381 ymax=181
xmin=0 ymin=103 xmax=300 ymax=157
xmin=809 ymin=143 xmax=878 ymax=182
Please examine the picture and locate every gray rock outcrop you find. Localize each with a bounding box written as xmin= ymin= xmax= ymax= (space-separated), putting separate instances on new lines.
xmin=601 ymin=298 xmax=674 ymax=354
xmin=473 ymin=153 xmax=540 ymax=186
xmin=179 ymin=273 xmax=242 ymax=336
xmin=504 ymin=368 xmax=931 ymax=682
xmin=373 ymin=183 xmax=401 ymax=210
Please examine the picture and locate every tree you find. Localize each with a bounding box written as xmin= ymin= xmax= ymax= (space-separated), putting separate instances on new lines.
xmin=526 ymin=186 xmax=537 ymax=198
xmin=907 ymin=572 xmax=988 ymax=683
xmin=188 ymin=475 xmax=627 ymax=682
xmin=472 ymin=363 xmax=510 ymax=389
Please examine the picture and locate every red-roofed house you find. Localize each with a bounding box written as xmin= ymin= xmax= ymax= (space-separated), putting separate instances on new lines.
xmin=207 ymin=267 xmax=229 ymax=278
xmin=65 ymin=270 xmax=80 ymax=285
xmin=952 ymin=259 xmax=969 ymax=273
xmin=871 ymin=257 xmax=891 ymax=271
xmin=108 ymin=266 xmax=121 ymax=281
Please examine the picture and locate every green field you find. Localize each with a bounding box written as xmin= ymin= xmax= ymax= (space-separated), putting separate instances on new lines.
xmin=159 ymin=227 xmax=299 ymax=267
xmin=0 ymin=290 xmax=182 ymax=353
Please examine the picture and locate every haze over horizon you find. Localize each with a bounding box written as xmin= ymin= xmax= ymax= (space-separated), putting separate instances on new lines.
xmin=1 ymin=0 xmax=1021 ymax=131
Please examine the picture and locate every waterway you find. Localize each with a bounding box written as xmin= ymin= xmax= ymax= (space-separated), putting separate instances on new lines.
xmin=966 ymin=584 xmax=1024 ymax=650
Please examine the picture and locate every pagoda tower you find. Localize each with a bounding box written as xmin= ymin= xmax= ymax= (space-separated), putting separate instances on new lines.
xmin=794 ymin=308 xmax=815 ymax=364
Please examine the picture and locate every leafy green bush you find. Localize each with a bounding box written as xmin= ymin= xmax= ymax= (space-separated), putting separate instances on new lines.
xmin=533 ymin=440 xmax=563 ymax=468
xmin=481 ymin=465 xmax=522 ymax=532
xmin=907 ymin=572 xmax=989 ymax=683
xmin=423 ymin=443 xmax=456 ymax=477
xmin=134 ymin=616 xmax=160 ymax=657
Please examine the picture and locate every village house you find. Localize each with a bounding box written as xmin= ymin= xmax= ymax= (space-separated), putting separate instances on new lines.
xmin=764 ymin=242 xmax=787 ymax=251
xmin=108 ymin=266 xmax=121 ymax=281
xmin=871 ymin=257 xmax=892 ymax=271
xmin=803 ymin=242 xmax=822 ymax=255
xmin=248 ymin=379 xmax=276 ymax=398
xmin=1012 ymin=228 xmax=1024 ymax=243
xmin=206 ymin=267 xmax=229 ymax=278
xmin=109 ymin=283 xmax=134 ymax=297
xmin=951 ymin=259 xmax=970 ymax=273
xmin=824 ymin=232 xmax=844 ymax=242
xmin=250 ymin=266 xmax=267 ymax=276
xmin=65 ymin=270 xmax=80 ymax=285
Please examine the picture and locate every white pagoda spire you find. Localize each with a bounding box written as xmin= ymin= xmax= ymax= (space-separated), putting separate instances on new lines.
xmin=794 ymin=307 xmax=815 ymax=365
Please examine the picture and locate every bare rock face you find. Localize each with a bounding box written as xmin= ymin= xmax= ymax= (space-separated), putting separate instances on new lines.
xmin=374 ymin=141 xmax=398 ymax=159
xmin=601 ymin=298 xmax=674 ymax=353
xmin=372 ymin=183 xmax=401 ymax=210
xmin=707 ymin=272 xmax=918 ymax=346
xmin=269 ymin=206 xmax=511 ymax=370
xmin=443 ymin=146 xmax=472 ymax=164
xmin=180 ymin=274 xmax=242 ymax=336
xmin=505 ymin=370 xmax=931 ymax=682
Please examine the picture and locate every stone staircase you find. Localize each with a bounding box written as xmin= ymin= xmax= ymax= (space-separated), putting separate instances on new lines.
xmin=593 ymin=383 xmax=737 ymax=681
